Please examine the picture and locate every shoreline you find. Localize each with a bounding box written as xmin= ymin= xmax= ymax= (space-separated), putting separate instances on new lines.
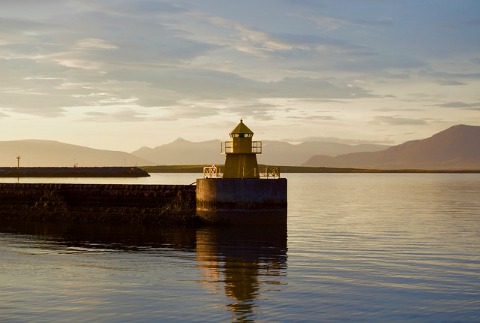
xmin=0 ymin=167 xmax=150 ymax=178
xmin=1 ymin=166 xmax=478 ymax=178
xmin=141 ymin=165 xmax=480 ymax=174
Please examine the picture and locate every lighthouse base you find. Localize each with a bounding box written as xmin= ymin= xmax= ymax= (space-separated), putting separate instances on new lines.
xmin=196 ymin=178 xmax=287 ymax=225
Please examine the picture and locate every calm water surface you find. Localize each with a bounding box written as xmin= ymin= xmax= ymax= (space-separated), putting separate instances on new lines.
xmin=1 ymin=174 xmax=479 ymax=322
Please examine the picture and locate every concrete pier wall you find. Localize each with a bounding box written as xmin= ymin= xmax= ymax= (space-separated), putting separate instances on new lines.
xmin=1 ymin=179 xmax=287 ymax=226
xmin=0 ymin=183 xmax=196 ymax=225
xmin=196 ymin=178 xmax=287 ymax=224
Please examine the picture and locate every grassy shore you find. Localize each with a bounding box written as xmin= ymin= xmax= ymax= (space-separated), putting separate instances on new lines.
xmin=141 ymin=165 xmax=480 ymax=174
xmin=0 ymin=167 xmax=150 ymax=177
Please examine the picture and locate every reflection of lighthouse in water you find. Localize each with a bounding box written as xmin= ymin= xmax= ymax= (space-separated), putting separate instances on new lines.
xmin=196 ymin=224 xmax=287 ymax=321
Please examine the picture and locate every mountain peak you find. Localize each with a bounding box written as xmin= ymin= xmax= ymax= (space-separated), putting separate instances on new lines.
xmin=440 ymin=124 xmax=477 ymax=133
xmin=430 ymin=124 xmax=480 ymax=141
xmin=304 ymin=124 xmax=480 ymax=170
xmin=173 ymin=138 xmax=191 ymax=143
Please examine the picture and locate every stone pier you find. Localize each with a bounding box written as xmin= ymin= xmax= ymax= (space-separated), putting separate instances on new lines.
xmin=196 ymin=178 xmax=287 ymax=225
xmin=0 ymin=183 xmax=196 ymax=225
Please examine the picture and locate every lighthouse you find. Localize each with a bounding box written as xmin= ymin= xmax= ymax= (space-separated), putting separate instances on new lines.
xmin=222 ymin=119 xmax=261 ymax=179
xmin=196 ymin=120 xmax=287 ymax=225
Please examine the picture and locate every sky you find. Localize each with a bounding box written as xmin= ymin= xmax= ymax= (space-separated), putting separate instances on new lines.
xmin=1 ymin=0 xmax=479 ymax=151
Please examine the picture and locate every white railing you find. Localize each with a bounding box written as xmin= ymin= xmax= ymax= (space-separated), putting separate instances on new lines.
xmin=203 ymin=165 xmax=222 ymax=179
xmin=203 ymin=165 xmax=281 ymax=179
xmin=260 ymin=166 xmax=281 ymax=179
xmin=236 ymin=166 xmax=281 ymax=178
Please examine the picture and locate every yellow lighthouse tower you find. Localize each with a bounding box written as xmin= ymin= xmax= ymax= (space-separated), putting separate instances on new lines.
xmin=196 ymin=119 xmax=287 ymax=225
xmin=222 ymin=120 xmax=262 ymax=179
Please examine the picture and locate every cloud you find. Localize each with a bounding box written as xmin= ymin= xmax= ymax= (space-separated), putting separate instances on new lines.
xmin=0 ymin=17 xmax=50 ymax=33
xmin=0 ymin=57 xmax=100 ymax=116
xmin=308 ymin=15 xmax=350 ymax=31
xmin=436 ymin=80 xmax=466 ymax=86
xmin=74 ymin=38 xmax=118 ymax=50
xmin=425 ymin=71 xmax=480 ymax=80
xmin=374 ymin=107 xmax=424 ymax=112
xmin=372 ymin=116 xmax=428 ymax=126
xmin=336 ymin=55 xmax=428 ymax=73
xmin=81 ymin=109 xmax=148 ymax=122
xmin=307 ymin=14 xmax=392 ymax=32
xmin=0 ymin=0 xmax=434 ymax=120
xmin=223 ymin=102 xmax=292 ymax=121
xmin=158 ymin=103 xmax=221 ymax=121
xmin=0 ymin=66 xmax=85 ymax=116
xmin=0 ymin=0 xmax=479 ymax=144
xmin=108 ymin=67 xmax=374 ymax=103
xmin=288 ymin=115 xmax=336 ymax=121
xmin=47 ymin=57 xmax=104 ymax=70
xmin=285 ymin=135 xmax=394 ymax=145
xmin=166 ymin=10 xmax=296 ymax=59
xmin=0 ymin=91 xmax=75 ymax=117
xmin=273 ymin=33 xmax=372 ymax=55
xmin=228 ymin=25 xmax=294 ymax=57
xmin=85 ymin=1 xmax=183 ymax=17
xmin=436 ymin=101 xmax=480 ymax=110
xmin=267 ymin=77 xmax=373 ymax=98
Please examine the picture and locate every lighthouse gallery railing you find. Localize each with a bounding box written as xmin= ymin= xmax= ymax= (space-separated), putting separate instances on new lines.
xmin=203 ymin=165 xmax=280 ymax=179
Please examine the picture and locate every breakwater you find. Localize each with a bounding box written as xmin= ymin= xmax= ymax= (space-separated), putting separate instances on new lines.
xmin=196 ymin=178 xmax=287 ymax=225
xmin=0 ymin=183 xmax=197 ymax=225
xmin=0 ymin=167 xmax=149 ymax=177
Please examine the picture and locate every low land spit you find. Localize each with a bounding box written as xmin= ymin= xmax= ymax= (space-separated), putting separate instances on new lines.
xmin=0 ymin=167 xmax=149 ymax=177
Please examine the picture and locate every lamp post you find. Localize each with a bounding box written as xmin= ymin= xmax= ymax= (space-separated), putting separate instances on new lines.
xmin=16 ymin=155 xmax=21 ymax=181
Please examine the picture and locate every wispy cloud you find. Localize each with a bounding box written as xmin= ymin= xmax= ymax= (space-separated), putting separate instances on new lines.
xmin=74 ymin=38 xmax=118 ymax=51
xmin=436 ymin=80 xmax=466 ymax=86
xmin=81 ymin=109 xmax=148 ymax=122
xmin=372 ymin=116 xmax=428 ymax=126
xmin=436 ymin=101 xmax=480 ymax=110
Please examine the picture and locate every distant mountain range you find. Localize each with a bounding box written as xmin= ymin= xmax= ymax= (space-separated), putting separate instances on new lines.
xmin=259 ymin=141 xmax=388 ymax=166
xmin=303 ymin=124 xmax=480 ymax=170
xmin=132 ymin=139 xmax=388 ymax=166
xmin=1 ymin=124 xmax=478 ymax=169
xmin=132 ymin=138 xmax=225 ymax=165
xmin=0 ymin=140 xmax=152 ymax=167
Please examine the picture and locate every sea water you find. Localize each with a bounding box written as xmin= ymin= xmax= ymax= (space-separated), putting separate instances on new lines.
xmin=0 ymin=173 xmax=479 ymax=321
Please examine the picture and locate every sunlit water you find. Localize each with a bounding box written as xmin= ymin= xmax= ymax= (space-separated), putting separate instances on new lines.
xmin=1 ymin=174 xmax=479 ymax=322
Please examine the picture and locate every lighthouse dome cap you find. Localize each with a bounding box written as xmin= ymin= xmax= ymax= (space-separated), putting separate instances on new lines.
xmin=230 ymin=119 xmax=254 ymax=135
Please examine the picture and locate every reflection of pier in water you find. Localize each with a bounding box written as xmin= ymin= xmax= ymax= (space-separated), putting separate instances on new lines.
xmin=0 ymin=220 xmax=198 ymax=251
xmin=196 ymin=220 xmax=288 ymax=321
xmin=0 ymin=216 xmax=287 ymax=321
